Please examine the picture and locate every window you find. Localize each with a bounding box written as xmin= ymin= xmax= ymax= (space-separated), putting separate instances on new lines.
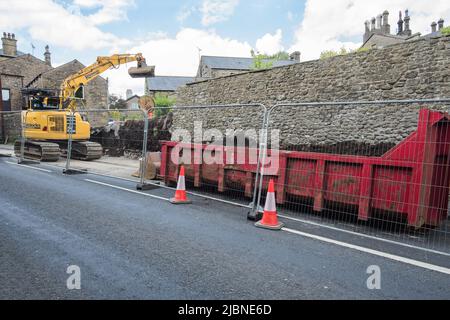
xmin=131 ymin=102 xmax=139 ymax=110
xmin=2 ymin=89 xmax=10 ymax=101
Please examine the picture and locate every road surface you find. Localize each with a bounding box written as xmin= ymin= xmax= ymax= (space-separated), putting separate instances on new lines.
xmin=0 ymin=156 xmax=449 ymax=299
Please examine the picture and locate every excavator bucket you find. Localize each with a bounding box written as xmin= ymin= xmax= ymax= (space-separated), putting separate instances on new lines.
xmin=128 ymin=59 xmax=155 ymax=78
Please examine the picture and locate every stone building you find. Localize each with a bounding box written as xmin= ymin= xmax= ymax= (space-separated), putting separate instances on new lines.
xmin=0 ymin=32 xmax=26 ymax=62
xmin=361 ymin=9 xmax=447 ymax=49
xmin=27 ymin=59 xmax=108 ymax=110
xmin=125 ymin=94 xmax=140 ymax=110
xmin=0 ymin=54 xmax=52 ymax=111
xmin=197 ymin=53 xmax=300 ymax=79
xmin=0 ymin=32 xmax=108 ymax=113
xmin=0 ymin=32 xmax=108 ymax=139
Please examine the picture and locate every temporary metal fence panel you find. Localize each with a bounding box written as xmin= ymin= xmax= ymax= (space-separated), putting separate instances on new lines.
xmin=153 ymin=103 xmax=267 ymax=209
xmin=64 ymin=109 xmax=148 ymax=182
xmin=0 ymin=110 xmax=24 ymax=160
xmin=257 ymin=99 xmax=450 ymax=253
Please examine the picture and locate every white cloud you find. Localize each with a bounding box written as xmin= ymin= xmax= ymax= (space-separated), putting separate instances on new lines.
xmin=290 ymin=0 xmax=450 ymax=61
xmin=200 ymin=0 xmax=240 ymax=26
xmin=177 ymin=5 xmax=195 ymax=23
xmin=105 ymin=28 xmax=252 ymax=96
xmin=256 ymin=29 xmax=284 ymax=55
xmin=74 ymin=0 xmax=135 ymax=25
xmin=0 ymin=0 xmax=132 ymax=50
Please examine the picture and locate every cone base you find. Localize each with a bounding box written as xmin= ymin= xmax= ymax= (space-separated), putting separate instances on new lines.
xmin=255 ymin=220 xmax=284 ymax=230
xmin=170 ymin=198 xmax=192 ymax=205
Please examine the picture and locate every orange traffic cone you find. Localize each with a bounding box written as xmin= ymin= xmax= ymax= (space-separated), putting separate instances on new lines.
xmin=170 ymin=166 xmax=192 ymax=204
xmin=255 ymin=179 xmax=284 ymax=230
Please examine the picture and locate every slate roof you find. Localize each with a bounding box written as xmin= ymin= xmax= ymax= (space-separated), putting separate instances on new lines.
xmin=200 ymin=55 xmax=297 ymax=70
xmin=146 ymin=76 xmax=196 ymax=92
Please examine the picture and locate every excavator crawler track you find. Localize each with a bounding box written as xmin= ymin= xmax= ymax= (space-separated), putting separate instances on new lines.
xmin=14 ymin=140 xmax=61 ymax=162
xmin=65 ymin=141 xmax=103 ymax=161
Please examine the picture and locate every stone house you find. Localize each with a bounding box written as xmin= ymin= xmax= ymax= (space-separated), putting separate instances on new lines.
xmin=27 ymin=59 xmax=108 ymax=110
xmin=197 ymin=53 xmax=300 ymax=79
xmin=361 ymin=9 xmax=446 ymax=49
xmin=0 ymin=32 xmax=108 ymax=139
xmin=125 ymin=94 xmax=140 ymax=110
xmin=0 ymin=32 xmax=108 ymax=113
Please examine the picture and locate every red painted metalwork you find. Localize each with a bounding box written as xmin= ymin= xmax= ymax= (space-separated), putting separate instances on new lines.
xmin=159 ymin=109 xmax=450 ymax=228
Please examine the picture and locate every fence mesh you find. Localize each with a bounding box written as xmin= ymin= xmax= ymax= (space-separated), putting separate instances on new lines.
xmin=260 ymin=100 xmax=450 ymax=253
xmin=2 ymin=99 xmax=450 ymax=254
xmin=0 ymin=110 xmax=23 ymax=159
xmin=145 ymin=104 xmax=267 ymax=208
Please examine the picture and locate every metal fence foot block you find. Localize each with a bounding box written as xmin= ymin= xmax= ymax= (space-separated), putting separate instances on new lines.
xmin=63 ymin=168 xmax=88 ymax=175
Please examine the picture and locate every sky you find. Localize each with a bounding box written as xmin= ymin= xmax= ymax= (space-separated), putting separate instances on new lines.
xmin=0 ymin=0 xmax=449 ymax=97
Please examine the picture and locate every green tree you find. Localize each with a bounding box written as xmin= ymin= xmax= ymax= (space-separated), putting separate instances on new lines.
xmin=441 ymin=26 xmax=450 ymax=36
xmin=109 ymin=94 xmax=127 ymax=109
xmin=153 ymin=93 xmax=176 ymax=117
xmin=250 ymin=50 xmax=290 ymax=70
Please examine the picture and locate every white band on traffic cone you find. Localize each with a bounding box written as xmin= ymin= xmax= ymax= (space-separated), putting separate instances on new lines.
xmin=264 ymin=191 xmax=276 ymax=212
xmin=177 ymin=175 xmax=186 ymax=191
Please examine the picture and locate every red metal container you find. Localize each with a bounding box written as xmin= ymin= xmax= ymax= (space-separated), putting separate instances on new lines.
xmin=160 ymin=109 xmax=450 ymax=228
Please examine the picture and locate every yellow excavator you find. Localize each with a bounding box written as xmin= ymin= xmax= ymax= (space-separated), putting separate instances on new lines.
xmin=15 ymin=53 xmax=154 ymax=161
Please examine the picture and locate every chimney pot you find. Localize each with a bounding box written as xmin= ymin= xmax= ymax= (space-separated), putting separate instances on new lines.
xmin=44 ymin=45 xmax=51 ymax=66
xmin=431 ymin=22 xmax=437 ymax=33
xmin=290 ymin=51 xmax=301 ymax=62
xmin=438 ymin=18 xmax=444 ymax=30
xmin=2 ymin=32 xmax=5 ymax=38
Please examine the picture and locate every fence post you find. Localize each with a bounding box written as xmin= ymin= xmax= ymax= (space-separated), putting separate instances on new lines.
xmin=137 ymin=110 xmax=154 ymax=190
xmin=18 ymin=110 xmax=27 ymax=164
xmin=248 ymin=106 xmax=269 ymax=221
xmin=63 ymin=110 xmax=74 ymax=174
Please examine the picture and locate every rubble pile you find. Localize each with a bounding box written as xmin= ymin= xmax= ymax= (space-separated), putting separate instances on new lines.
xmin=91 ymin=113 xmax=173 ymax=157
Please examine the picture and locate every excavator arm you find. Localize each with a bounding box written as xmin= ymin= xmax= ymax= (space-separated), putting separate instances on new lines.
xmin=60 ymin=53 xmax=154 ymax=110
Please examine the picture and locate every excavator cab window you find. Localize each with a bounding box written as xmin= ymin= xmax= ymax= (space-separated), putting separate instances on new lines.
xmin=74 ymin=85 xmax=85 ymax=99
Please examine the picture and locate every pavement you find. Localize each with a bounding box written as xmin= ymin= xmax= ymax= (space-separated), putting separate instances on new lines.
xmin=0 ymin=156 xmax=449 ymax=300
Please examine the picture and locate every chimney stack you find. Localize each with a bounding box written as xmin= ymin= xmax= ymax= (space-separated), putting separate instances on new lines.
xmin=438 ymin=18 xmax=445 ymax=31
xmin=44 ymin=45 xmax=51 ymax=67
xmin=289 ymin=51 xmax=301 ymax=62
xmin=376 ymin=14 xmax=382 ymax=30
xmin=371 ymin=17 xmax=376 ymax=31
xmin=1 ymin=32 xmax=17 ymax=57
xmin=431 ymin=22 xmax=437 ymax=33
xmin=126 ymin=89 xmax=133 ymax=100
xmin=382 ymin=10 xmax=390 ymax=34
xmin=404 ymin=9 xmax=411 ymax=36
xmin=397 ymin=11 xmax=404 ymax=35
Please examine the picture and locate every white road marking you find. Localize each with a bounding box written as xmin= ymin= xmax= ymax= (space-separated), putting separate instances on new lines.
xmin=6 ymin=161 xmax=52 ymax=173
xmin=278 ymin=213 xmax=450 ymax=257
xmin=282 ymin=227 xmax=450 ymax=275
xmin=84 ymin=179 xmax=170 ymax=202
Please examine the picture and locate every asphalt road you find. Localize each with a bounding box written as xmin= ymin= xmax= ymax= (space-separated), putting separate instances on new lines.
xmin=0 ymin=157 xmax=449 ymax=299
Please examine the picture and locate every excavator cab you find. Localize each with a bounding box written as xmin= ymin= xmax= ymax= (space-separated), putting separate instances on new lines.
xmin=21 ymin=88 xmax=59 ymax=110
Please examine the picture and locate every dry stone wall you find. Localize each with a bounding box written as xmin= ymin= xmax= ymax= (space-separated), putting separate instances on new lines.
xmin=174 ymin=36 xmax=450 ymax=154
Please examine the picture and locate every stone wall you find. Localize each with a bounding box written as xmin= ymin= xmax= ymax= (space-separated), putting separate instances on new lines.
xmin=174 ymin=35 xmax=450 ymax=154
xmin=0 ymin=112 xmax=21 ymax=142
xmin=0 ymin=74 xmax=23 ymax=111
